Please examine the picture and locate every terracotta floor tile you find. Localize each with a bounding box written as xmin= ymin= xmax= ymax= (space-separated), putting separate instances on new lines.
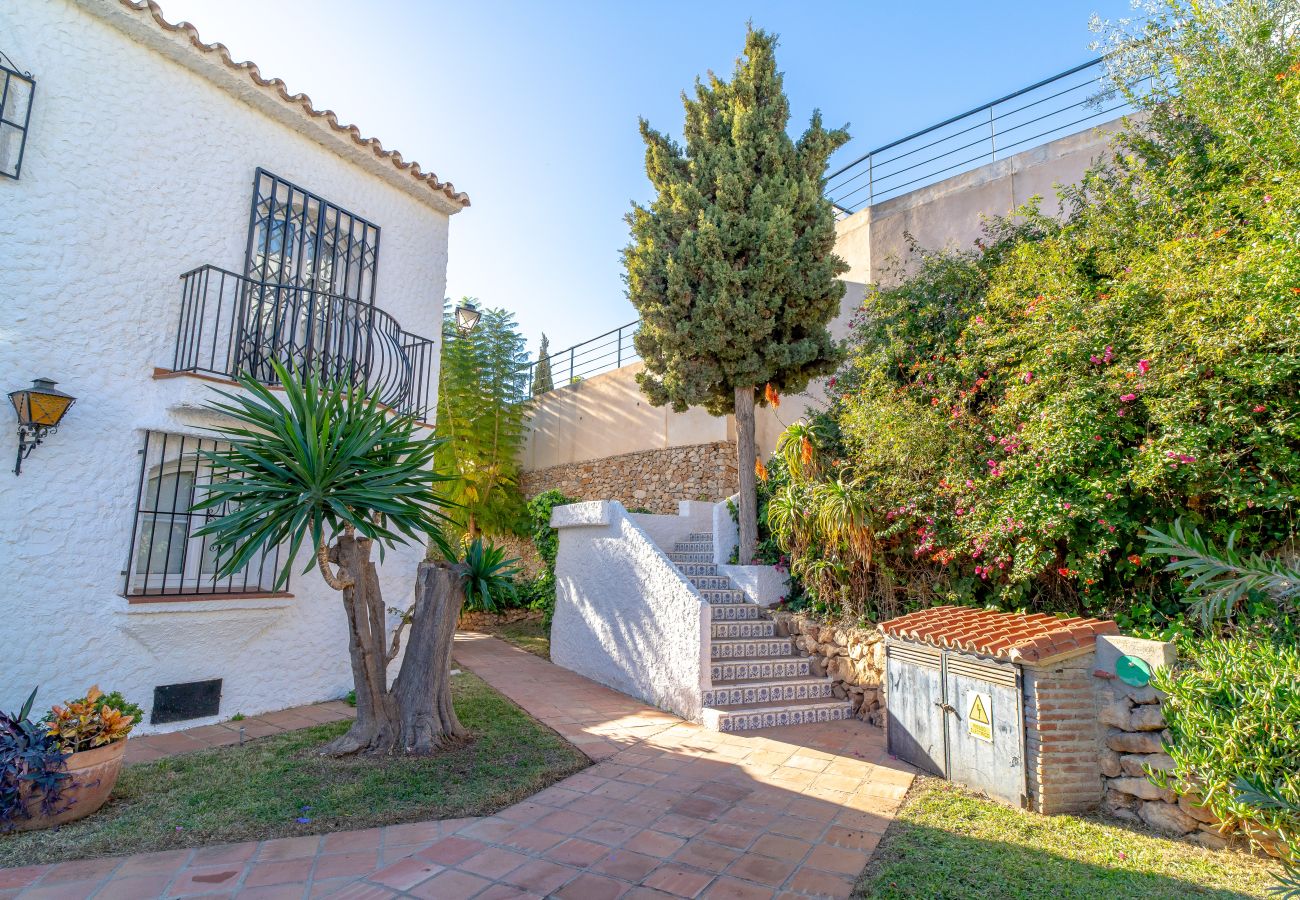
xmin=671 ymin=840 xmax=742 ymax=874
xmin=457 ymin=817 xmax=520 ymax=844
xmin=322 ymin=829 xmax=383 ymax=853
xmin=417 ymin=835 xmax=489 ymax=866
xmin=235 ymin=884 xmax=308 ymax=899
xmin=113 ymin=848 xmax=192 ymax=877
xmin=312 ymin=850 xmax=379 ymax=880
xmin=368 ymin=856 xmax=445 ymax=891
xmin=501 ymin=858 xmax=580 ymax=894
xmin=15 ymin=881 xmax=102 ymax=900
xmin=166 ymin=863 xmax=245 ymax=896
xmin=0 ymin=865 xmax=50 ymax=889
xmin=786 ymin=865 xmax=856 ymax=898
xmin=621 ymin=830 xmax=687 ymax=858
xmin=243 ymin=858 xmax=314 ymax=887
xmin=476 ymin=885 xmax=545 ymax=900
xmin=92 ymin=874 xmax=175 ymax=900
xmin=190 ymin=843 xmax=260 ymax=867
xmin=500 ymin=825 xmax=564 ymax=854
xmin=723 ymin=854 xmax=797 ymax=888
xmin=498 ymin=802 xmax=551 ymax=825
xmin=458 ymin=847 xmax=534 ymax=880
xmin=804 ymin=844 xmax=872 ymax=876
xmin=822 ymin=824 xmax=882 ymax=851
xmin=553 ymin=872 xmax=630 ymax=900
xmin=406 ymin=868 xmax=493 ymax=899
xmin=653 ymin=813 xmax=711 ymax=839
xmin=38 ymin=858 xmax=120 ymax=884
xmin=578 ymin=818 xmax=642 ymax=847
xmin=702 ymin=876 xmax=777 ymax=900
xmin=256 ymin=836 xmax=322 ymax=862
xmin=546 ymin=837 xmax=611 ymax=867
xmin=749 ymin=834 xmax=812 ymax=863
xmin=697 ymin=822 xmax=760 ymax=851
xmin=536 ymin=809 xmax=591 ymax=836
xmin=766 ymin=815 xmax=826 ymax=842
xmin=642 ymin=863 xmax=714 ymax=899
xmin=382 ymin=820 xmax=447 ymax=847
xmin=592 ymin=849 xmax=663 ymax=882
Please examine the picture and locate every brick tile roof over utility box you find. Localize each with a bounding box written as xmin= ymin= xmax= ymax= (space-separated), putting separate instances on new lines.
xmin=880 ymin=606 xmax=1119 ymax=664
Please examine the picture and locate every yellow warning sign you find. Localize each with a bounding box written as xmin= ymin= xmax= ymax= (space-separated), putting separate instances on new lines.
xmin=968 ymin=691 xmax=993 ymax=742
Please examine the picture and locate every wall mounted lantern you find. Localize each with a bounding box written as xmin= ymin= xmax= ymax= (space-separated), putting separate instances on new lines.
xmin=0 ymin=50 xmax=36 ymax=180
xmin=9 ymin=378 xmax=75 ymax=475
xmin=454 ymin=301 xmax=481 ymax=334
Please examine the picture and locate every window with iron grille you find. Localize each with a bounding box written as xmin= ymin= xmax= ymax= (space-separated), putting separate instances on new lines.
xmin=124 ymin=432 xmax=286 ymax=598
xmin=0 ymin=51 xmax=36 ymax=180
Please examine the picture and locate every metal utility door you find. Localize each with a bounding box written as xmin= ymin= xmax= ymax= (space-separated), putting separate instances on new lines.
xmin=943 ymin=653 xmax=1025 ymax=807
xmin=886 ymin=642 xmax=1026 ymax=807
xmin=886 ymin=642 xmax=946 ymax=776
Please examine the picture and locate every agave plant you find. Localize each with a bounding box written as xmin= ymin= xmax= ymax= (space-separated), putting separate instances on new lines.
xmin=194 ymin=363 xmax=465 ymax=756
xmin=813 ymin=474 xmax=875 ymax=566
xmin=775 ymin=421 xmax=824 ymax=483
xmin=1 ymin=688 xmax=69 ymax=831
xmin=459 ymin=538 xmax=522 ymax=613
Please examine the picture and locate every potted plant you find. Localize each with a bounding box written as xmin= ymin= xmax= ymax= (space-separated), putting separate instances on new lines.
xmin=1 ymin=686 xmax=138 ymax=832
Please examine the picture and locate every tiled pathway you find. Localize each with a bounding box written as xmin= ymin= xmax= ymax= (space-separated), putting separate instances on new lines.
xmin=3 ymin=634 xmax=914 ymax=899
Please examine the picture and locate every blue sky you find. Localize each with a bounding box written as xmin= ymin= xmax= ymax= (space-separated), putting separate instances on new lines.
xmin=158 ymin=0 xmax=1135 ymax=357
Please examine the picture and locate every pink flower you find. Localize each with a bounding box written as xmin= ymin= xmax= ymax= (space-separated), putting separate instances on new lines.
xmin=1117 ymin=409 xmax=1126 ymax=417
xmin=1254 ymin=404 xmax=1267 ymax=413
xmin=1179 ymin=453 xmax=1196 ymax=464
xmin=1103 ymin=345 xmax=1115 ymax=364
xmin=1094 ymin=435 xmax=1103 ymax=441
xmin=1120 ymin=393 xmax=1137 ymax=403
xmin=1264 ymin=194 xmax=1273 ymax=203
xmin=1090 ymin=354 xmax=1102 ymax=365
xmin=1063 ymin=503 xmax=1071 ymax=509
xmin=1137 ymin=359 xmax=1151 ymax=375
xmin=1023 ymin=372 xmax=1034 ymax=384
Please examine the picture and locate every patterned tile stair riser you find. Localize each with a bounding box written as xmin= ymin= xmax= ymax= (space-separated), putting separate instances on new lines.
xmin=668 ymin=532 xmax=854 ymax=733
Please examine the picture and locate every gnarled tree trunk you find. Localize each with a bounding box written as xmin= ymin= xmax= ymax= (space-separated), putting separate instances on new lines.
xmin=735 ymin=384 xmax=758 ymax=565
xmin=319 ymin=535 xmax=466 ymax=756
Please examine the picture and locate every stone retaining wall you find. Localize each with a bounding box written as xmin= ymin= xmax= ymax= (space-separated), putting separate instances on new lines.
xmin=520 ymin=441 xmax=738 ymax=515
xmin=772 ymin=612 xmax=886 ymax=725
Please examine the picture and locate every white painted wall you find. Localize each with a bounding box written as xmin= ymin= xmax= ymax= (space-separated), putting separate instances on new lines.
xmin=0 ymin=1 xmax=455 ymax=730
xmin=550 ymin=502 xmax=710 ymax=721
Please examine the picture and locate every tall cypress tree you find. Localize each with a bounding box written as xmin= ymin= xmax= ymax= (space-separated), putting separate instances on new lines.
xmin=624 ymin=27 xmax=849 ymax=562
xmin=532 ymin=333 xmax=555 ymax=396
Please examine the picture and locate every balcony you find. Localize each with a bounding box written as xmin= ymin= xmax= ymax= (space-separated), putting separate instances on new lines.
xmin=169 ymin=265 xmax=436 ymax=420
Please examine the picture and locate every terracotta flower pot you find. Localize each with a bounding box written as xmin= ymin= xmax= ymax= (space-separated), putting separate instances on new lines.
xmin=14 ymin=739 xmax=127 ymax=832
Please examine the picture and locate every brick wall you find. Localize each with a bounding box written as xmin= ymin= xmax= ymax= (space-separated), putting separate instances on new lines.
xmin=519 ymin=441 xmax=738 ymax=514
xmin=1022 ymin=654 xmax=1104 ymax=815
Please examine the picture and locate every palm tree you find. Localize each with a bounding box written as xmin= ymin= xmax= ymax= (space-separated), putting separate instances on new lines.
xmin=194 ymin=362 xmax=464 ymax=756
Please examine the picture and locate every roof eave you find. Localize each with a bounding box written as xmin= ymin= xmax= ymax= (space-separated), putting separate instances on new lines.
xmin=73 ymin=0 xmax=469 ymax=216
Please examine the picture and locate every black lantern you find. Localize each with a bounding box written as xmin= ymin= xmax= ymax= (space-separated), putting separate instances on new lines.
xmin=454 ymin=301 xmax=481 ymax=334
xmin=9 ymin=378 xmax=75 ymax=475
xmin=0 ymin=50 xmax=36 ymax=180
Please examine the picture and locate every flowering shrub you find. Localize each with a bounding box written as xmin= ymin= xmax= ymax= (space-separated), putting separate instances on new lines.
xmin=821 ymin=0 xmax=1300 ymax=623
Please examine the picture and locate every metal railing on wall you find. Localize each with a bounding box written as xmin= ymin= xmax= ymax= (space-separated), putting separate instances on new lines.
xmin=825 ymin=57 xmax=1132 ymax=214
xmin=527 ymin=320 xmax=640 ymax=395
xmin=531 ymin=58 xmax=1138 ymax=395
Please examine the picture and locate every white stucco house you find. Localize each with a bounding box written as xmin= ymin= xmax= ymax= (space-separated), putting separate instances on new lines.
xmin=0 ymin=0 xmax=468 ymax=731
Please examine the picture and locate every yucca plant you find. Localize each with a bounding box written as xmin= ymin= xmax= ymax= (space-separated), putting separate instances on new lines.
xmin=194 ymin=362 xmax=465 ymax=756
xmin=459 ymin=538 xmax=522 ymax=613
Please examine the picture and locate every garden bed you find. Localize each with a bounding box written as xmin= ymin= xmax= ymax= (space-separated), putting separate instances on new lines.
xmin=460 ymin=610 xmax=550 ymax=659
xmin=855 ymin=779 xmax=1279 ymax=899
xmin=0 ymin=672 xmax=586 ymax=867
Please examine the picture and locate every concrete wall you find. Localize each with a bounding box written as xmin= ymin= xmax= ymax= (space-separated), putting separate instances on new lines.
xmin=0 ymin=0 xmax=454 ymax=730
xmin=521 ymin=122 xmax=1120 ymax=478
xmin=550 ymin=502 xmax=712 ymax=722
xmin=834 ymin=122 xmax=1120 ymax=286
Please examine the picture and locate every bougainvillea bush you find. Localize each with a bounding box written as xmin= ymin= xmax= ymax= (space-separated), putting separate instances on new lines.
xmin=819 ymin=0 xmax=1300 ymax=627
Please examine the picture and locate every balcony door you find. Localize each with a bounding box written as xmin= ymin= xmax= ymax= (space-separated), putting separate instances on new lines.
xmin=238 ymin=170 xmax=381 ymax=385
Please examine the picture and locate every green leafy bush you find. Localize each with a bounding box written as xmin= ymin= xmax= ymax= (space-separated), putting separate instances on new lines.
xmin=519 ymin=490 xmax=577 ymax=624
xmin=1150 ymin=636 xmax=1300 ymax=854
xmin=812 ymin=0 xmax=1300 ymax=623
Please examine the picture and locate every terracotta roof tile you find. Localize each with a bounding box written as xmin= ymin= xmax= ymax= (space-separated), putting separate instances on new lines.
xmin=879 ymin=606 xmax=1119 ymax=664
xmin=118 ymin=1 xmax=469 ymax=209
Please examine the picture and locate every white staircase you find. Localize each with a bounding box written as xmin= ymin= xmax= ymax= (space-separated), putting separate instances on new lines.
xmin=666 ymin=533 xmax=853 ymax=732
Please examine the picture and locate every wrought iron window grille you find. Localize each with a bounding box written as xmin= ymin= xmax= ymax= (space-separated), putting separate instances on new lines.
xmin=0 ymin=49 xmax=36 ymax=180
xmin=124 ymin=431 xmax=286 ymax=598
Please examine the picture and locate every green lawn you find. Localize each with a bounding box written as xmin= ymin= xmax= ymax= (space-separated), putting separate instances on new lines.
xmin=855 ymin=780 xmax=1280 ymax=899
xmin=0 ymin=672 xmax=586 ymax=867
xmin=464 ymin=611 xmax=551 ymax=659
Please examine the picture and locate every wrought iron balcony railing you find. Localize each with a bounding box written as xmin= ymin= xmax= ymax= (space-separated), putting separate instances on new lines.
xmin=170 ymin=265 xmax=436 ymax=420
